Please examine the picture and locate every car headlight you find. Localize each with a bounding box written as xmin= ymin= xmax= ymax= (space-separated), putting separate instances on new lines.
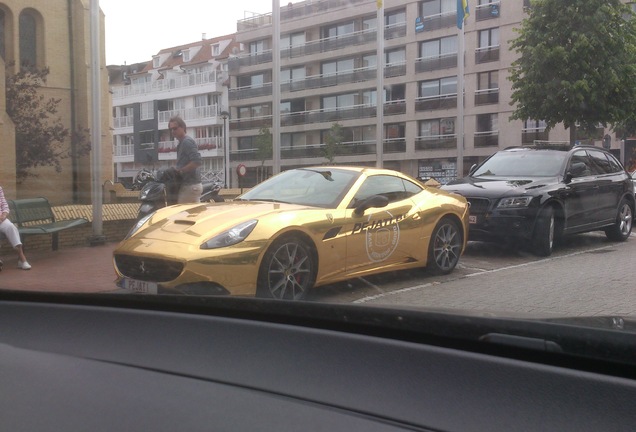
xmin=497 ymin=196 xmax=533 ymax=208
xmin=200 ymin=220 xmax=258 ymax=250
xmin=125 ymin=212 xmax=154 ymax=239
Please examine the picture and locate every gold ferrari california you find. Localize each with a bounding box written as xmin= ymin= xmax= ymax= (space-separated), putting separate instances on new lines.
xmin=114 ymin=166 xmax=469 ymax=300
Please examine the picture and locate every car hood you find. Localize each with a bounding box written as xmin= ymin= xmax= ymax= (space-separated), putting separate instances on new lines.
xmin=136 ymin=201 xmax=315 ymax=243
xmin=442 ymin=176 xmax=559 ymax=198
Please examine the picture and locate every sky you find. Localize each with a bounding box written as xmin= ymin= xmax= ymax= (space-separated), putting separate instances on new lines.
xmin=100 ymin=0 xmax=282 ymax=65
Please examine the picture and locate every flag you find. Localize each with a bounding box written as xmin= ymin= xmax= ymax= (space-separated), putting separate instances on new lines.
xmin=377 ymin=0 xmax=383 ymax=9
xmin=457 ymin=0 xmax=469 ymax=29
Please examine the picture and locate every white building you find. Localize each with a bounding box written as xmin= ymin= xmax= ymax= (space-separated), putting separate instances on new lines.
xmin=109 ymin=34 xmax=241 ymax=185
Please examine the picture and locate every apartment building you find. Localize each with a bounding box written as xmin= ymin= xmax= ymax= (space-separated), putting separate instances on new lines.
xmin=110 ymin=34 xmax=240 ymax=185
xmin=227 ymin=0 xmax=612 ymax=187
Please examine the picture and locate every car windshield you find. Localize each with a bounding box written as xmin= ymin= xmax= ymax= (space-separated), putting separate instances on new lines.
xmin=472 ymin=150 xmax=568 ymax=177
xmin=3 ymin=0 xmax=636 ymax=401
xmin=238 ymin=168 xmax=360 ymax=208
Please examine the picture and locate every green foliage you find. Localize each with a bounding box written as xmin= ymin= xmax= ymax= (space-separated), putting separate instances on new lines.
xmin=323 ymin=122 xmax=345 ymax=163
xmin=508 ymin=0 xmax=636 ymax=142
xmin=255 ymin=127 xmax=272 ymax=182
xmin=5 ymin=66 xmax=91 ymax=181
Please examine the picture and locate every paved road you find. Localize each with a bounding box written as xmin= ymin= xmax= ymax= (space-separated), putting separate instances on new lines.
xmin=317 ymin=232 xmax=636 ymax=317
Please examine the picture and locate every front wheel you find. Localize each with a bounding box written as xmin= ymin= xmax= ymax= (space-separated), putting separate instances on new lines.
xmin=256 ymin=236 xmax=316 ymax=300
xmin=605 ymin=198 xmax=633 ymax=241
xmin=427 ymin=217 xmax=463 ymax=275
xmin=532 ymin=206 xmax=555 ymax=257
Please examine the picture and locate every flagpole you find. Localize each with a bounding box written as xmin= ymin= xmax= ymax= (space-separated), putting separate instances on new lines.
xmin=376 ymin=0 xmax=384 ymax=168
xmin=457 ymin=23 xmax=464 ymax=179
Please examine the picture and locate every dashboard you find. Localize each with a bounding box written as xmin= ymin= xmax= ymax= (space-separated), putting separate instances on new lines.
xmin=0 ymin=291 xmax=634 ymax=431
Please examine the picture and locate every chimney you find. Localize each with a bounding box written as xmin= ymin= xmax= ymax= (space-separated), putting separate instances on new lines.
xmin=202 ymin=33 xmax=206 ymax=40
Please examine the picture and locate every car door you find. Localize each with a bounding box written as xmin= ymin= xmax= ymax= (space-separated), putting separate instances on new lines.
xmin=343 ymin=175 xmax=420 ymax=275
xmin=587 ymin=149 xmax=625 ymax=224
xmin=563 ymin=150 xmax=600 ymax=229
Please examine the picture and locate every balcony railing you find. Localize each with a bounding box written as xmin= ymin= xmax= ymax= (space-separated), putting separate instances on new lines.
xmin=419 ymin=11 xmax=457 ymax=32
xmin=230 ymin=140 xmax=377 ymax=162
xmin=384 ymin=100 xmax=406 ymax=116
xmin=229 ymin=83 xmax=273 ymax=101
xmin=112 ymin=71 xmax=225 ymax=99
xmin=157 ymin=105 xmax=220 ymax=124
xmin=416 ymin=53 xmax=458 ymax=73
xmin=415 ymin=134 xmax=457 ymax=151
xmin=384 ymin=138 xmax=406 ymax=153
xmin=415 ymin=94 xmax=458 ymax=111
xmin=475 ymin=46 xmax=500 ymax=64
xmin=114 ymin=144 xmax=134 ymax=157
xmin=475 ymin=1 xmax=501 ymax=21
xmin=522 ymin=129 xmax=549 ymax=144
xmin=474 ymin=88 xmax=499 ymax=105
xmin=114 ymin=115 xmax=134 ymax=129
xmin=474 ymin=131 xmax=499 ymax=148
xmin=232 ymin=116 xmax=273 ymax=131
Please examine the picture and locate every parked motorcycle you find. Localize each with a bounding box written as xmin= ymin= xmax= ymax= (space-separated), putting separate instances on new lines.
xmin=136 ymin=168 xmax=224 ymax=220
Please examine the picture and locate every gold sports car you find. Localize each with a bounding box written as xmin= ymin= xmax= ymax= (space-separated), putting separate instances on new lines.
xmin=114 ymin=166 xmax=469 ymax=300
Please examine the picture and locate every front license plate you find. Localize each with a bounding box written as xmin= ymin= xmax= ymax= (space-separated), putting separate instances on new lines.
xmin=469 ymin=215 xmax=477 ymax=224
xmin=122 ymin=278 xmax=158 ymax=294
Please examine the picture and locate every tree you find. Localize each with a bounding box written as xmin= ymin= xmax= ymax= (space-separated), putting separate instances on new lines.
xmin=5 ymin=65 xmax=91 ymax=182
xmin=255 ymin=127 xmax=272 ymax=183
xmin=508 ymin=0 xmax=636 ymax=144
xmin=323 ymin=122 xmax=345 ymax=163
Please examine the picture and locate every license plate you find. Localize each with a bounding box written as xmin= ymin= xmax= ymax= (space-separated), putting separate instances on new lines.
xmin=122 ymin=278 xmax=158 ymax=294
xmin=469 ymin=215 xmax=477 ymax=224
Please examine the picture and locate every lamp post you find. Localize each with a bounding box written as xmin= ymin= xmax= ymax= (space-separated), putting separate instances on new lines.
xmin=220 ymin=110 xmax=230 ymax=188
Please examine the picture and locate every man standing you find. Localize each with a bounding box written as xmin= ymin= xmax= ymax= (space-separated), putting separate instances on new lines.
xmin=168 ymin=116 xmax=203 ymax=203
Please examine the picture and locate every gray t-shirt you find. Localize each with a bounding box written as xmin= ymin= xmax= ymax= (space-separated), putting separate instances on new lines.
xmin=176 ymin=135 xmax=202 ymax=184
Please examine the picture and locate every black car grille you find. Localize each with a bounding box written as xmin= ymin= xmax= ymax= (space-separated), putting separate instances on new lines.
xmin=114 ymin=254 xmax=184 ymax=282
xmin=466 ymin=197 xmax=491 ymax=216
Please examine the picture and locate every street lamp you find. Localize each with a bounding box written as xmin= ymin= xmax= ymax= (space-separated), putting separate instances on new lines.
xmin=220 ymin=110 xmax=230 ymax=188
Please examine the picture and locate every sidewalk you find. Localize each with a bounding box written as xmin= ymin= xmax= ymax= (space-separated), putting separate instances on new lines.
xmin=0 ymin=242 xmax=120 ymax=293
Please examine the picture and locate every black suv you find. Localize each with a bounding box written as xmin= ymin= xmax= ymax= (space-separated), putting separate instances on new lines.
xmin=442 ymin=145 xmax=635 ymax=256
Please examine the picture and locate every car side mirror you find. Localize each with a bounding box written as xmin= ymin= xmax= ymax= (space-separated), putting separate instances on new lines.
xmin=468 ymin=164 xmax=478 ymax=176
xmin=353 ymin=195 xmax=389 ymax=216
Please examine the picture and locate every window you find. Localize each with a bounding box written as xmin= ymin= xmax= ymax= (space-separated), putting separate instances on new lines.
xmin=479 ymin=28 xmax=500 ymax=49
xmin=249 ymin=39 xmax=267 ymax=54
xmin=421 ymin=0 xmax=456 ymax=16
xmin=152 ymin=56 xmax=160 ymax=68
xmin=140 ymin=102 xmax=154 ymax=120
xmin=477 ymin=113 xmax=498 ymax=133
xmin=281 ymin=133 xmax=306 ymax=149
xmin=19 ymin=10 xmax=39 ymax=68
xmin=385 ymin=10 xmax=406 ymax=27
xmin=420 ymin=77 xmax=457 ymax=98
xmin=419 ymin=118 xmax=456 ymax=137
xmin=322 ymin=21 xmax=355 ymax=39
xmin=420 ymin=36 xmax=458 ymax=58
xmin=212 ymin=44 xmax=220 ymax=56
xmin=322 ymin=58 xmax=355 ymax=76
xmin=281 ymin=32 xmax=305 ymax=49
xmin=0 ymin=9 xmax=6 ymax=60
xmin=386 ymin=48 xmax=405 ymax=66
xmin=281 ymin=67 xmax=306 ymax=82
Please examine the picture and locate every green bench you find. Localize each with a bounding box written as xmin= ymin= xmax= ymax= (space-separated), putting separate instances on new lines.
xmin=7 ymin=197 xmax=89 ymax=250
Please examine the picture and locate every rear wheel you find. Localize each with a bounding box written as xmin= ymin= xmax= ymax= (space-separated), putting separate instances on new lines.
xmin=605 ymin=198 xmax=633 ymax=241
xmin=532 ymin=206 xmax=555 ymax=257
xmin=256 ymin=236 xmax=316 ymax=300
xmin=427 ymin=217 xmax=462 ymax=275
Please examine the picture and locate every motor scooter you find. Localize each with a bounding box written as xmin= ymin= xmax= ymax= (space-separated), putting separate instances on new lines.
xmin=136 ymin=169 xmax=224 ymax=220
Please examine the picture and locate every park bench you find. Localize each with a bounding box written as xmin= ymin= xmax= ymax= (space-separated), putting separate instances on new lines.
xmin=7 ymin=197 xmax=89 ymax=250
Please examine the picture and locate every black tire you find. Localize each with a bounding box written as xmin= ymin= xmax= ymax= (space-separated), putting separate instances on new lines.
xmin=256 ymin=236 xmax=316 ymax=300
xmin=605 ymin=198 xmax=633 ymax=242
xmin=532 ymin=206 xmax=555 ymax=257
xmin=427 ymin=217 xmax=463 ymax=275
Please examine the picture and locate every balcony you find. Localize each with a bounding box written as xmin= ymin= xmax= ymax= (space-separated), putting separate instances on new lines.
xmin=232 ymin=116 xmax=273 ymax=131
xmin=474 ymin=131 xmax=499 ymax=148
xmin=522 ymin=129 xmax=549 ymax=144
xmin=384 ymin=100 xmax=406 ymax=116
xmin=157 ymin=105 xmax=220 ymax=125
xmin=113 ymin=115 xmax=134 ymax=129
xmin=475 ymin=46 xmax=500 ymax=64
xmin=229 ymin=83 xmax=273 ymax=101
xmin=281 ymin=67 xmax=376 ymax=93
xmin=384 ymin=138 xmax=406 ymax=153
xmin=416 ymin=94 xmax=458 ymax=112
xmin=230 ymin=140 xmax=377 ymax=162
xmin=112 ymin=71 xmax=225 ymax=100
xmin=416 ymin=53 xmax=458 ymax=73
xmin=474 ymin=88 xmax=499 ymax=106
xmin=113 ymin=144 xmax=134 ymax=163
xmin=418 ymin=12 xmax=457 ymax=32
xmin=475 ymin=2 xmax=501 ymax=21
xmin=415 ymin=134 xmax=457 ymax=151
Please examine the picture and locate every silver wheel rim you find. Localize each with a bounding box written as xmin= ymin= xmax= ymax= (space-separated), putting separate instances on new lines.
xmin=619 ymin=204 xmax=633 ymax=236
xmin=547 ymin=213 xmax=555 ymax=249
xmin=266 ymin=242 xmax=312 ymax=300
xmin=433 ymin=223 xmax=461 ymax=272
